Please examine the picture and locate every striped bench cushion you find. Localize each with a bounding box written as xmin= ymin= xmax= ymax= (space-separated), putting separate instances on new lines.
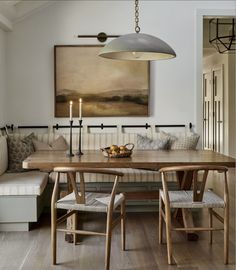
xmin=49 ymin=168 xmax=168 ymax=183
xmin=0 ymin=171 xmax=48 ymax=196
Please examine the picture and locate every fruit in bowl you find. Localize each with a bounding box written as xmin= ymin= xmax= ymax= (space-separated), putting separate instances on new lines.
xmin=119 ymin=145 xmax=128 ymax=151
xmin=101 ymin=143 xmax=135 ymax=158
xmin=110 ymin=145 xmax=119 ymax=152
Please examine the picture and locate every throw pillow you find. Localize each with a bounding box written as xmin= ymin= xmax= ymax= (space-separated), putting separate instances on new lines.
xmin=159 ymin=131 xmax=176 ymax=149
xmin=33 ymin=136 xmax=68 ymax=151
xmin=137 ymin=134 xmax=169 ymax=150
xmin=0 ymin=136 xmax=8 ymax=175
xmin=7 ymin=133 xmax=35 ymax=172
xmin=171 ymin=133 xmax=200 ymax=150
xmin=159 ymin=131 xmax=200 ymax=150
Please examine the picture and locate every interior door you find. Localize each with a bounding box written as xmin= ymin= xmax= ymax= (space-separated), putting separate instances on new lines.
xmin=203 ymin=70 xmax=213 ymax=149
xmin=212 ymin=66 xmax=224 ymax=153
xmin=203 ymin=65 xmax=224 ymax=153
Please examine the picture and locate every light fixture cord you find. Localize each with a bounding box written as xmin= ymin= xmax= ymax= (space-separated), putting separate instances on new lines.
xmin=135 ymin=0 xmax=140 ymax=33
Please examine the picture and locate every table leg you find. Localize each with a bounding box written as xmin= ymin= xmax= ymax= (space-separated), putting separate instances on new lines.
xmin=64 ymin=172 xmax=75 ymax=243
xmin=176 ymin=171 xmax=199 ymax=241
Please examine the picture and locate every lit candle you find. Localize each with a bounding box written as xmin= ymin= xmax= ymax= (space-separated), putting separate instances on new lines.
xmin=69 ymin=101 xmax=73 ymax=121
xmin=79 ymin=98 xmax=82 ymax=119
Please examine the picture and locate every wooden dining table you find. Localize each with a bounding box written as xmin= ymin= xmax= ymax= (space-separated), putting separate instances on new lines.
xmin=23 ymin=149 xmax=235 ymax=241
xmin=23 ymin=149 xmax=235 ymax=170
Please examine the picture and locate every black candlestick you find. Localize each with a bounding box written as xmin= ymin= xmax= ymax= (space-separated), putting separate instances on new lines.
xmin=67 ymin=120 xmax=74 ymax=157
xmin=76 ymin=119 xmax=83 ymax=156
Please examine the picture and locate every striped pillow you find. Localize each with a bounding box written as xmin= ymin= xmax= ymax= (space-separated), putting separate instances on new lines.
xmin=171 ymin=134 xmax=200 ymax=150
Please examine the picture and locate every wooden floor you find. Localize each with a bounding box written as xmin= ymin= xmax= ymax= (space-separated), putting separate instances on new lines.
xmin=0 ymin=211 xmax=235 ymax=270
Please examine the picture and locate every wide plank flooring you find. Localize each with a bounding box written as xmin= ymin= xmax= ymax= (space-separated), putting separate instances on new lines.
xmin=0 ymin=212 xmax=235 ymax=270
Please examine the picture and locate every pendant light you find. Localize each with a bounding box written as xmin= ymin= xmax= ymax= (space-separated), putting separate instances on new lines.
xmin=99 ymin=0 xmax=176 ymax=61
xmin=209 ymin=18 xmax=235 ymax=54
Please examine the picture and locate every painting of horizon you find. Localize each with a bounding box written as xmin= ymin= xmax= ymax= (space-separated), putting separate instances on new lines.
xmin=54 ymin=45 xmax=149 ymax=117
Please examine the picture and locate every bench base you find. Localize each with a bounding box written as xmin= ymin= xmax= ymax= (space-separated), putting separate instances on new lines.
xmin=0 ymin=188 xmax=47 ymax=231
xmin=0 ymin=222 xmax=30 ymax=231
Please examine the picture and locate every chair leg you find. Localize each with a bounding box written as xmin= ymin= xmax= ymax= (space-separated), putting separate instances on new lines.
xmin=224 ymin=205 xmax=229 ymax=264
xmin=209 ymin=208 xmax=213 ymax=244
xmin=51 ymin=207 xmax=57 ymax=265
xmin=121 ymin=199 xmax=126 ymax=251
xmin=105 ymin=225 xmax=112 ymax=270
xmin=73 ymin=212 xmax=78 ymax=245
xmin=165 ymin=209 xmax=173 ymax=265
xmin=105 ymin=207 xmax=114 ymax=270
xmin=159 ymin=196 xmax=163 ymax=244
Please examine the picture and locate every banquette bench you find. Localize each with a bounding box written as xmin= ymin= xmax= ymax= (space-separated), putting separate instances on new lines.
xmin=0 ymin=136 xmax=48 ymax=231
xmin=0 ymin=125 xmax=198 ymax=231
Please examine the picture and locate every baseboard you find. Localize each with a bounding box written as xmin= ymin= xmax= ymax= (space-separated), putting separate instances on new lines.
xmin=0 ymin=222 xmax=30 ymax=231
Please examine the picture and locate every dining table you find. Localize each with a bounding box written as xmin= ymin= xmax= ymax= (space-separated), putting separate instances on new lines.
xmin=23 ymin=149 xmax=235 ymax=241
xmin=23 ymin=149 xmax=235 ymax=170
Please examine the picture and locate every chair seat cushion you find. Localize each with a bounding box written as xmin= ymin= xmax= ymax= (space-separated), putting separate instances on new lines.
xmin=0 ymin=171 xmax=48 ymax=196
xmin=160 ymin=190 xmax=225 ymax=208
xmin=49 ymin=168 xmax=167 ymax=183
xmin=57 ymin=192 xmax=125 ymax=212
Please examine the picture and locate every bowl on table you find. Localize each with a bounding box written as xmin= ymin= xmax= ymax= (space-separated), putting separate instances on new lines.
xmin=101 ymin=143 xmax=134 ymax=158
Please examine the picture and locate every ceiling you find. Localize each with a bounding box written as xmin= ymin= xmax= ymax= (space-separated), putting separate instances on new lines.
xmin=0 ymin=0 xmax=53 ymax=31
xmin=3 ymin=1 xmax=22 ymax=6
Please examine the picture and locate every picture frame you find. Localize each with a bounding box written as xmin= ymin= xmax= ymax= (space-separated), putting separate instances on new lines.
xmin=54 ymin=45 xmax=150 ymax=117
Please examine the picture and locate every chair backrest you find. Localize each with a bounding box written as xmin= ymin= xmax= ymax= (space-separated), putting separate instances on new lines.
xmin=159 ymin=165 xmax=228 ymax=203
xmin=52 ymin=167 xmax=124 ymax=210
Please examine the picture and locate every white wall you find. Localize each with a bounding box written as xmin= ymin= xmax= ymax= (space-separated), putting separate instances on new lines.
xmin=5 ymin=1 xmax=236 ymax=130
xmin=0 ymin=28 xmax=6 ymax=126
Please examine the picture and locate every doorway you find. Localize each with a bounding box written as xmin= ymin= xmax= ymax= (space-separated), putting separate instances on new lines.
xmin=203 ymin=64 xmax=224 ymax=152
xmin=202 ymin=17 xmax=235 ymax=156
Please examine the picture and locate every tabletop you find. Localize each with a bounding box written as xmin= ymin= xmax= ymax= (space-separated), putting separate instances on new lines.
xmin=23 ymin=149 xmax=236 ymax=170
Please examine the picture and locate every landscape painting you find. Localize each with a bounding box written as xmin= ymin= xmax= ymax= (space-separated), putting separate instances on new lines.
xmin=54 ymin=45 xmax=149 ymax=117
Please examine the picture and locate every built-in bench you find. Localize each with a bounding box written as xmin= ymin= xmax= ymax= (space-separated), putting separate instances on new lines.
xmin=0 ymin=137 xmax=48 ymax=231
xmin=0 ymin=124 xmax=197 ymax=231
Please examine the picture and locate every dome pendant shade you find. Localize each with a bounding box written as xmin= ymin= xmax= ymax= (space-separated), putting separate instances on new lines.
xmin=99 ymin=33 xmax=176 ymax=61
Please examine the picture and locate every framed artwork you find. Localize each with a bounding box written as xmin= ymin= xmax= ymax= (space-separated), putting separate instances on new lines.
xmin=54 ymin=45 xmax=150 ymax=117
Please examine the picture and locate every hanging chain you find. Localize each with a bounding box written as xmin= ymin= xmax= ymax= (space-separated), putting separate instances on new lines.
xmin=135 ymin=0 xmax=140 ymax=33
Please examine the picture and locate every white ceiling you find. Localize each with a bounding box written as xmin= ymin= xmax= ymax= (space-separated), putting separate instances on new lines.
xmin=3 ymin=1 xmax=22 ymax=6
xmin=0 ymin=0 xmax=53 ymax=31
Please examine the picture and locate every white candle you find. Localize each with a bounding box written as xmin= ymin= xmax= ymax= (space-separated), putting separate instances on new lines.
xmin=79 ymin=98 xmax=82 ymax=119
xmin=69 ymin=101 xmax=73 ymax=121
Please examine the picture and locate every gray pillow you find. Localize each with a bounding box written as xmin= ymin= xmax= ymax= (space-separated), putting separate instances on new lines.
xmin=137 ymin=134 xmax=169 ymax=150
xmin=7 ymin=133 xmax=35 ymax=172
xmin=159 ymin=131 xmax=176 ymax=149
xmin=32 ymin=136 xmax=68 ymax=151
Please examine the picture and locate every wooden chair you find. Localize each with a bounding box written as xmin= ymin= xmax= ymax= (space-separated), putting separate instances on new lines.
xmin=159 ymin=165 xmax=229 ymax=265
xmin=51 ymin=167 xmax=126 ymax=270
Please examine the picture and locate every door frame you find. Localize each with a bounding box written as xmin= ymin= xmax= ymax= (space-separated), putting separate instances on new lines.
xmin=195 ymin=9 xmax=236 ymax=153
